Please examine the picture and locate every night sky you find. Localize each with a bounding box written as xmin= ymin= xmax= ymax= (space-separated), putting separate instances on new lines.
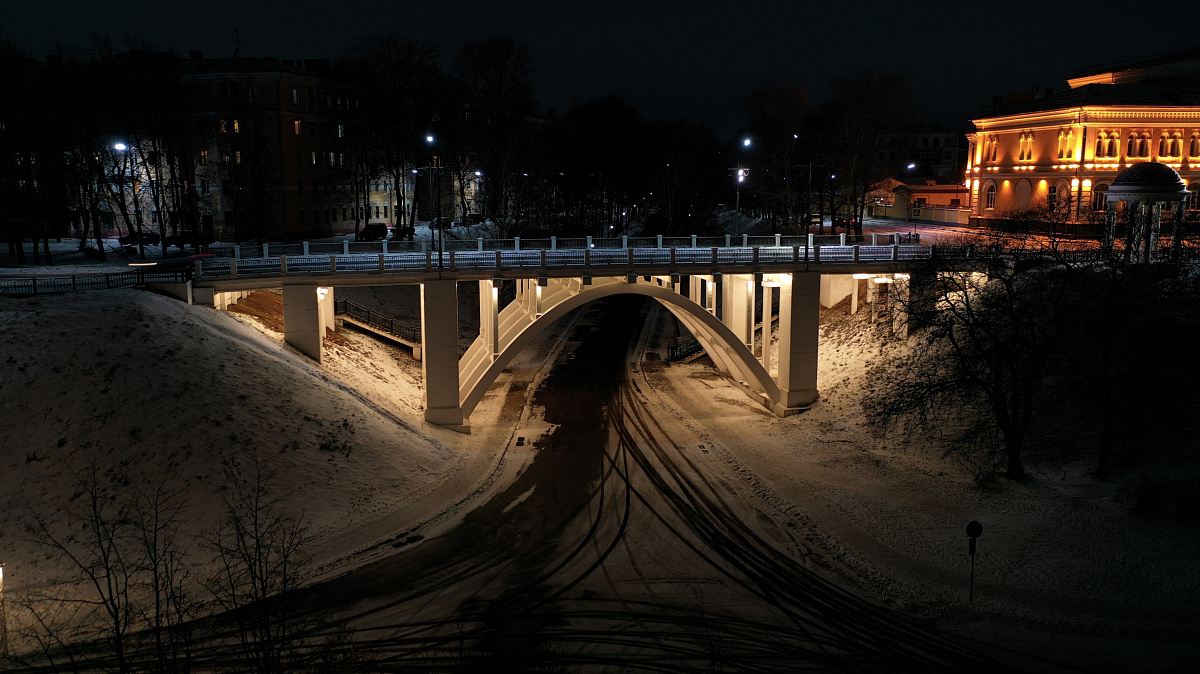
xmin=7 ymin=0 xmax=1195 ymax=135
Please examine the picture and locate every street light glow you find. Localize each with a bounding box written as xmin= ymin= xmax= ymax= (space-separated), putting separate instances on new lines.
xmin=426 ymin=135 xmax=434 ymax=143
xmin=907 ymin=163 xmax=916 ymax=169
xmin=113 ymin=143 xmax=127 ymax=151
xmin=742 ymin=138 xmax=751 ymax=147
xmin=474 ymin=171 xmax=482 ymax=176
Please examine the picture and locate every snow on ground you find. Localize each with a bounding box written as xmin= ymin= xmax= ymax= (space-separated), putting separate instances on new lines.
xmin=639 ymin=299 xmax=1200 ymax=665
xmin=0 ymin=288 xmax=476 ymax=594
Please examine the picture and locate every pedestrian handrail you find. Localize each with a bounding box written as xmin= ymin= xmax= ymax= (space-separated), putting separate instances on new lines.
xmin=0 ymin=269 xmax=191 ymax=296
xmin=333 ymin=297 xmax=420 ymax=344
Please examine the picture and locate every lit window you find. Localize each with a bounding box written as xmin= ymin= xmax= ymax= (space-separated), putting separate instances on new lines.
xmin=235 ymin=151 xmax=242 ymax=165
xmin=219 ymin=119 xmax=227 ymax=133
xmin=292 ymin=88 xmax=299 ymax=105
xmin=233 ymin=119 xmax=240 ymax=133
xmin=338 ymin=152 xmax=344 ymax=166
xmin=1191 ymin=135 xmax=1200 ymax=157
xmin=199 ymin=150 xmax=208 ymax=165
xmin=1048 ymin=185 xmax=1058 ymax=208
xmin=1091 ymin=184 xmax=1108 ymax=211
xmin=985 ymin=184 xmax=996 ymax=210
xmin=311 ymin=151 xmax=317 ymax=165
xmin=295 ymin=120 xmax=302 ymax=135
xmin=328 ymin=151 xmax=334 ymax=165
xmin=338 ymin=124 xmax=345 ymax=138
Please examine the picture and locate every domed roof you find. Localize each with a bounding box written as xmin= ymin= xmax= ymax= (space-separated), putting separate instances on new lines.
xmin=1107 ymin=162 xmax=1188 ymax=202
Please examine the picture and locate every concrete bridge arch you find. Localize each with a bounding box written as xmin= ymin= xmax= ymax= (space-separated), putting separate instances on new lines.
xmin=419 ymin=273 xmax=821 ymax=429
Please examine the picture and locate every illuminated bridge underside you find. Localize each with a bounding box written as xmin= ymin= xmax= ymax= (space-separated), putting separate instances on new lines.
xmin=455 ymin=275 xmax=817 ymax=425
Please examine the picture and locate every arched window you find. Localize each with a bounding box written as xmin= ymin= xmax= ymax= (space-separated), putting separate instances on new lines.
xmin=985 ymin=183 xmax=997 ymax=210
xmin=1171 ymin=133 xmax=1183 ymax=157
xmin=1189 ymin=184 xmax=1200 ymax=211
xmin=1091 ymin=183 xmax=1109 ymax=211
xmin=1095 ymin=133 xmax=1107 ymax=158
xmin=1139 ymin=134 xmax=1150 ymax=157
xmin=1190 ymin=134 xmax=1200 ymax=157
xmin=1107 ymin=135 xmax=1117 ymax=157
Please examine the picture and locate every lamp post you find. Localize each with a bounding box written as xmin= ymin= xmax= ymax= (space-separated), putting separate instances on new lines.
xmin=735 ymin=137 xmax=751 ymax=216
xmin=420 ymin=135 xmax=444 ymax=268
xmin=1 ymin=562 xmax=8 ymax=658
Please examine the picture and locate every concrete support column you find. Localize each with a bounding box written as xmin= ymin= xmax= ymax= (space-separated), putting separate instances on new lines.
xmin=479 ymin=279 xmax=498 ymax=359
xmin=282 ymin=284 xmax=327 ymax=363
xmin=762 ymin=283 xmax=775 ymax=372
xmin=421 ymin=280 xmax=464 ymax=426
xmin=722 ymin=274 xmax=753 ymax=349
xmin=775 ymin=273 xmax=819 ymax=409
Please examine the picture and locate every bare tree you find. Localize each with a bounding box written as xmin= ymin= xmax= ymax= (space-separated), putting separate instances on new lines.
xmin=865 ymin=255 xmax=1072 ymax=480
xmin=204 ymin=459 xmax=310 ymax=673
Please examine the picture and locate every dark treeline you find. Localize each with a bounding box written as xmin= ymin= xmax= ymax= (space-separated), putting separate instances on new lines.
xmin=0 ymin=30 xmax=920 ymax=262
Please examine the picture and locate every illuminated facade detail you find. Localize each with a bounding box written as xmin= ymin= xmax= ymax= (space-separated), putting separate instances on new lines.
xmin=967 ymin=48 xmax=1200 ymax=221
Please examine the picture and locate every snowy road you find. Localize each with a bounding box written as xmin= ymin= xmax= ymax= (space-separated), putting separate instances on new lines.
xmin=298 ymin=297 xmax=1056 ymax=671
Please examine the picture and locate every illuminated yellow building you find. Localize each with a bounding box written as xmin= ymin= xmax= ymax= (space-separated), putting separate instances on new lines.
xmin=967 ymin=48 xmax=1200 ymax=223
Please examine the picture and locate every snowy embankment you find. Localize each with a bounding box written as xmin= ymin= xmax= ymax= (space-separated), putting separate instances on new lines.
xmin=643 ymin=300 xmax=1200 ymax=667
xmin=0 ymin=288 xmax=496 ymax=594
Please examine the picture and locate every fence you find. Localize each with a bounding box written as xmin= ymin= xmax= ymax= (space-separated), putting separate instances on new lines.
xmin=333 ymin=298 xmax=420 ymax=344
xmin=0 ymin=269 xmax=191 ymax=296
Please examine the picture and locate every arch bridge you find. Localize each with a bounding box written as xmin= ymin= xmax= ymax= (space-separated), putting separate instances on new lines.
xmin=191 ymin=237 xmax=954 ymax=430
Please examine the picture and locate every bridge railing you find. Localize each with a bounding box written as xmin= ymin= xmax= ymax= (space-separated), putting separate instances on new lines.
xmin=208 ymin=234 xmax=920 ymax=260
xmin=197 ymin=243 xmax=946 ymax=280
xmin=334 ymin=297 xmax=421 ymax=343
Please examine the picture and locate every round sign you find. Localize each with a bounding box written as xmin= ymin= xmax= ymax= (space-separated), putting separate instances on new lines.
xmin=966 ymin=521 xmax=983 ymax=538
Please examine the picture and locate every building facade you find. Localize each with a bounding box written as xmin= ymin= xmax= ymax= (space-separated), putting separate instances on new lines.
xmin=967 ymin=49 xmax=1200 ymax=223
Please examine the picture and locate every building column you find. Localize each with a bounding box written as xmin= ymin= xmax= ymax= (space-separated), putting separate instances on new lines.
xmin=775 ymin=273 xmax=819 ymax=409
xmin=421 ymin=280 xmax=464 ymax=426
xmin=282 ymin=284 xmax=329 ymax=363
xmin=722 ymin=273 xmax=753 ymax=350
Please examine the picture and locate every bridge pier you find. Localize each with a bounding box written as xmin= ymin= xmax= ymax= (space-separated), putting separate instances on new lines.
xmin=282 ymin=284 xmax=334 ymax=363
xmin=421 ymin=280 xmax=466 ymax=429
xmin=774 ymin=273 xmax=820 ymax=411
xmin=722 ymin=274 xmax=753 ymax=351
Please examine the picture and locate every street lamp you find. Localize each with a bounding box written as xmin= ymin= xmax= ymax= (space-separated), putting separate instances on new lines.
xmin=419 ymin=135 xmax=445 ymax=267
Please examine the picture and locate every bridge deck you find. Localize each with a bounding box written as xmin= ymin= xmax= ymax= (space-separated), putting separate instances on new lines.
xmin=194 ymin=244 xmax=977 ymax=290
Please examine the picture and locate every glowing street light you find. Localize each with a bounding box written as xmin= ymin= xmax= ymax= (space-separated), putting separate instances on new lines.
xmin=742 ymin=138 xmax=752 ymax=147
xmin=113 ymin=142 xmax=127 ymax=151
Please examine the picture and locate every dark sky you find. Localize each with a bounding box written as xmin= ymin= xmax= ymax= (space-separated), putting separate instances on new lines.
xmin=7 ymin=0 xmax=1195 ymax=136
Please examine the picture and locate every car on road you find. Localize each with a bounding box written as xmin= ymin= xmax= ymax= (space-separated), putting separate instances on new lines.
xmin=355 ymin=223 xmax=389 ymax=241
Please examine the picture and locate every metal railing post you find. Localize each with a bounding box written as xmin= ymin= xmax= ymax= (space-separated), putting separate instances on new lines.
xmin=343 ymin=240 xmax=350 ymax=254
xmin=742 ymin=233 xmax=749 ymax=246
xmin=280 ymin=256 xmax=288 ymax=274
xmin=515 ymin=236 xmax=521 ymax=251
xmin=807 ymin=233 xmax=814 ymax=248
xmin=657 ymin=234 xmax=663 ymax=248
xmin=586 ymin=235 xmax=593 ymax=249
xmin=449 ymin=251 xmax=456 ymax=270
xmin=892 ymin=244 xmax=899 ymax=261
xmin=691 ymin=234 xmax=698 ymax=248
xmin=426 ymin=251 xmax=433 ymax=269
xmin=478 ymin=237 xmax=484 ymax=252
xmin=230 ymin=259 xmax=238 ymax=277
xmin=234 ymin=245 xmax=241 ymax=260
xmin=725 ymin=234 xmax=731 ymax=247
xmin=622 ymin=235 xmax=628 ymax=249
xmin=263 ymin=243 xmax=270 ymax=258
xmin=839 ymin=233 xmax=846 ymax=246
xmin=871 ymin=233 xmax=878 ymax=246
xmin=541 ymin=249 xmax=548 ymax=267
xmin=775 ymin=233 xmax=781 ymax=246
xmin=852 ymin=246 xmax=860 ymax=262
xmin=551 ymin=236 xmax=557 ymax=251
xmin=303 ymin=241 xmax=310 ymax=255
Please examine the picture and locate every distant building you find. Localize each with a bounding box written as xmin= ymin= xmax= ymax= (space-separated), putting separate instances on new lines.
xmin=877 ymin=126 xmax=967 ymax=179
xmin=967 ymin=47 xmax=1200 ymax=222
